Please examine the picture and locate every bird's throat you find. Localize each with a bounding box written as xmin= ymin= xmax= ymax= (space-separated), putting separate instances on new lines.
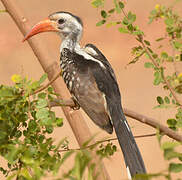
xmin=60 ymin=30 xmax=82 ymax=52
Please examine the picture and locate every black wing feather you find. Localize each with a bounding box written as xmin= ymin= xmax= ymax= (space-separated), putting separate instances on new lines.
xmin=84 ymin=44 xmax=146 ymax=177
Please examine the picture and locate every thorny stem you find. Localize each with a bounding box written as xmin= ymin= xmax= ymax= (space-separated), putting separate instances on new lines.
xmin=58 ymin=133 xmax=156 ymax=153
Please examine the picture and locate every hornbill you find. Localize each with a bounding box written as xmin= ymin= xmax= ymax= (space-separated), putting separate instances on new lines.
xmin=23 ymin=11 xmax=146 ymax=179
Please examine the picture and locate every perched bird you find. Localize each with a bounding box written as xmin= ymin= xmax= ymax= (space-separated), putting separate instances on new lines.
xmin=23 ymin=11 xmax=146 ymax=178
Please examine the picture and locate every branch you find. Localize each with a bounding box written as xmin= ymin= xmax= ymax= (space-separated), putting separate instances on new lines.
xmin=123 ymin=108 xmax=182 ymax=142
xmin=58 ymin=133 xmax=156 ymax=153
xmin=50 ymin=98 xmax=182 ymax=142
xmin=32 ymin=70 xmax=62 ymax=95
xmin=140 ymin=39 xmax=182 ymax=108
xmin=121 ymin=9 xmax=182 ymax=108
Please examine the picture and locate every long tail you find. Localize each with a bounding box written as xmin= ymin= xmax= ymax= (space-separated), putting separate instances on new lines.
xmin=109 ymin=102 xmax=146 ymax=178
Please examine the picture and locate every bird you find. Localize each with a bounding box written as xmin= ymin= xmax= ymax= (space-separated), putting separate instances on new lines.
xmin=23 ymin=11 xmax=146 ymax=179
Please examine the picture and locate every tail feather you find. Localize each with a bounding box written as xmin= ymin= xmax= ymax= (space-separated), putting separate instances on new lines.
xmin=109 ymin=102 xmax=146 ymax=178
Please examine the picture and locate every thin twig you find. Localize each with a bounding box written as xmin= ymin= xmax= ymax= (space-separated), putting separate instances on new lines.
xmin=32 ymin=70 xmax=62 ymax=95
xmin=140 ymin=40 xmax=182 ymax=107
xmin=121 ymin=8 xmax=182 ymax=107
xmin=58 ymin=133 xmax=156 ymax=153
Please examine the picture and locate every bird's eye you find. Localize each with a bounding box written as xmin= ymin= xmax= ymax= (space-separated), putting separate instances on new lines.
xmin=58 ymin=18 xmax=65 ymax=24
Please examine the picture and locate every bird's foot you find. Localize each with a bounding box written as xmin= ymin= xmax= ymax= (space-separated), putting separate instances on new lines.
xmin=71 ymin=97 xmax=80 ymax=110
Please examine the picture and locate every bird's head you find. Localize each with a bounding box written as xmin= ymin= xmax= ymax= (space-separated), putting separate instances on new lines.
xmin=23 ymin=12 xmax=83 ymax=41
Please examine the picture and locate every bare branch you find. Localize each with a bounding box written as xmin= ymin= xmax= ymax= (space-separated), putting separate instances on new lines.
xmin=32 ymin=70 xmax=62 ymax=95
xmin=123 ymin=108 xmax=182 ymax=142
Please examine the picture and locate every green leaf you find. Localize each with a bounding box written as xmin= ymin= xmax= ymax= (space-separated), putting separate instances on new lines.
xmin=161 ymin=52 xmax=168 ymax=59
xmin=161 ymin=141 xmax=180 ymax=150
xmin=56 ymin=118 xmax=63 ymax=127
xmin=164 ymin=149 xmax=182 ymax=160
xmin=91 ymin=0 xmax=104 ymax=8
xmin=118 ymin=27 xmax=129 ymax=33
xmin=144 ymin=62 xmax=154 ymax=68
xmin=153 ymin=71 xmax=163 ymax=85
xmin=38 ymin=92 xmax=46 ymax=99
xmin=164 ymin=96 xmax=170 ymax=104
xmin=39 ymin=74 xmax=48 ymax=84
xmin=144 ymin=40 xmax=151 ymax=46
xmin=169 ymin=163 xmax=182 ymax=173
xmin=173 ymin=41 xmax=182 ymax=49
xmin=157 ymin=96 xmax=164 ymax=104
xmin=156 ymin=37 xmax=165 ymax=42
xmin=36 ymin=99 xmax=48 ymax=109
xmin=36 ymin=108 xmax=49 ymax=119
xmin=165 ymin=18 xmax=174 ymax=26
xmin=96 ymin=19 xmax=106 ymax=26
xmin=118 ymin=1 xmax=124 ymax=9
xmin=127 ymin=11 xmax=136 ymax=23
xmin=114 ymin=0 xmax=121 ymax=13
xmin=101 ymin=10 xmax=107 ymax=18
xmin=108 ymin=9 xmax=115 ymax=14
xmin=167 ymin=119 xmax=177 ymax=126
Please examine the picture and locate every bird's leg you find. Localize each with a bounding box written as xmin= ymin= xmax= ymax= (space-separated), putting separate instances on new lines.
xmin=71 ymin=97 xmax=80 ymax=110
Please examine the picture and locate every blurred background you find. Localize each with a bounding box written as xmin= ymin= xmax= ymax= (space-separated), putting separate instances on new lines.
xmin=0 ymin=0 xmax=181 ymax=179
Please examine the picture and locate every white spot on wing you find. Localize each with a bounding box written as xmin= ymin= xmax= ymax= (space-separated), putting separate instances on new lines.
xmin=69 ymin=81 xmax=72 ymax=89
xmin=124 ymin=120 xmax=131 ymax=132
xmin=126 ymin=166 xmax=132 ymax=180
xmin=77 ymin=77 xmax=80 ymax=82
xmin=84 ymin=46 xmax=98 ymax=56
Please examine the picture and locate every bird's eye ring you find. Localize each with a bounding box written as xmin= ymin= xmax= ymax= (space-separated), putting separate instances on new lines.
xmin=58 ymin=18 xmax=65 ymax=24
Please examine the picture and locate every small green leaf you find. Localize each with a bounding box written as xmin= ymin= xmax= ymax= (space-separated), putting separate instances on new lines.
xmin=101 ymin=10 xmax=107 ymax=18
xmin=56 ymin=118 xmax=63 ymax=127
xmin=36 ymin=99 xmax=48 ymax=109
xmin=127 ymin=11 xmax=136 ymax=23
xmin=153 ymin=71 xmax=163 ymax=85
xmin=164 ymin=96 xmax=170 ymax=104
xmin=165 ymin=18 xmax=174 ymax=26
xmin=122 ymin=17 xmax=129 ymax=25
xmin=169 ymin=163 xmax=182 ymax=173
xmin=173 ymin=41 xmax=182 ymax=49
xmin=161 ymin=141 xmax=180 ymax=150
xmin=156 ymin=37 xmax=165 ymax=42
xmin=118 ymin=27 xmax=129 ymax=33
xmin=36 ymin=108 xmax=49 ymax=119
xmin=144 ymin=40 xmax=151 ymax=46
xmin=108 ymin=9 xmax=115 ymax=14
xmin=144 ymin=62 xmax=154 ymax=68
xmin=38 ymin=92 xmax=46 ymax=99
xmin=167 ymin=119 xmax=177 ymax=126
xmin=39 ymin=74 xmax=48 ymax=84
xmin=91 ymin=0 xmax=104 ymax=8
xmin=161 ymin=52 xmax=168 ymax=59
xmin=157 ymin=96 xmax=164 ymax=104
xmin=96 ymin=19 xmax=106 ymax=26
xmin=118 ymin=1 xmax=124 ymax=9
xmin=114 ymin=0 xmax=121 ymax=13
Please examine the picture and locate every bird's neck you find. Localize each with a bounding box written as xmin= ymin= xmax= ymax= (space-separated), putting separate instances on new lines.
xmin=60 ymin=32 xmax=81 ymax=52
